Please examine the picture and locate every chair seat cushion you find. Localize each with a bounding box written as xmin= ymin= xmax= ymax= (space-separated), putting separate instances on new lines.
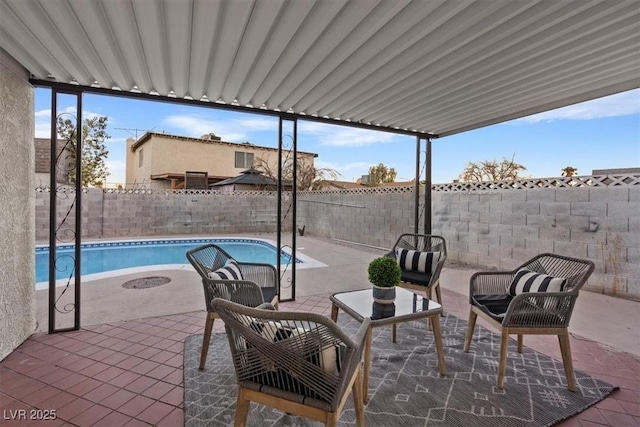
xmin=400 ymin=269 xmax=433 ymax=287
xmin=261 ymin=287 xmax=278 ymax=305
xmin=472 ymin=294 xmax=513 ymax=321
xmin=395 ymin=248 xmax=441 ymax=274
xmin=507 ymin=269 xmax=566 ymax=296
xmin=244 ymin=369 xmax=332 ymax=409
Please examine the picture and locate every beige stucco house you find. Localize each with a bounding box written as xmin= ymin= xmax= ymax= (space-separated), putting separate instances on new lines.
xmin=125 ymin=132 xmax=317 ymax=190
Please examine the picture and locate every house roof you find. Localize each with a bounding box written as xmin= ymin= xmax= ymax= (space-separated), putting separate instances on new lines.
xmin=1 ymin=0 xmax=638 ymax=137
xmin=210 ymin=167 xmax=279 ymax=187
xmin=130 ymin=131 xmax=318 ymax=157
xmin=320 ymin=180 xmax=367 ymax=190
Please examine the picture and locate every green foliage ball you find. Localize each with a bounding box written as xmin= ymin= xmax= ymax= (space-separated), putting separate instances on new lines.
xmin=368 ymin=257 xmax=401 ymax=288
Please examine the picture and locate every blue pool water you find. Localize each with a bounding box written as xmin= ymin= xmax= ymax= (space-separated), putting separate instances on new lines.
xmin=36 ymin=238 xmax=297 ymax=283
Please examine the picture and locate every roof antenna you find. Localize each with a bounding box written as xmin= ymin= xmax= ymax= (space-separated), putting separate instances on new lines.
xmin=114 ymin=127 xmax=157 ymax=139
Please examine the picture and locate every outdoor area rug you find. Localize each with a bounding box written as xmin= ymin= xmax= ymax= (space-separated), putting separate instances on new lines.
xmin=184 ymin=313 xmax=616 ymax=426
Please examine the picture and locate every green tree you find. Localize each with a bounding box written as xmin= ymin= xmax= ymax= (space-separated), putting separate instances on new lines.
xmin=561 ymin=166 xmax=578 ymax=177
xmin=57 ymin=116 xmax=110 ymax=187
xmin=368 ymin=163 xmax=397 ymax=185
xmin=459 ymin=155 xmax=526 ymax=182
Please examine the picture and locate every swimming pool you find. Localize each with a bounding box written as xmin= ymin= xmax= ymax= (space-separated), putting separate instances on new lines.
xmin=35 ymin=238 xmax=300 ymax=285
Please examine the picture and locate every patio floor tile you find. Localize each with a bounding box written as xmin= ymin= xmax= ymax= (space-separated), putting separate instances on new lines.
xmin=136 ymin=401 xmax=175 ymax=425
xmin=68 ymin=403 xmax=112 ymax=426
xmin=99 ymin=389 xmax=137 ymax=410
xmin=55 ymin=398 xmax=94 ymax=421
xmin=82 ymin=383 xmax=119 ymax=403
xmin=91 ymin=410 xmax=133 ymax=427
xmin=117 ymin=394 xmax=155 ymax=417
xmin=1 ymin=291 xmax=638 ymax=426
xmin=156 ymin=408 xmax=184 ymax=427
xmin=600 ymin=409 xmax=638 ymax=426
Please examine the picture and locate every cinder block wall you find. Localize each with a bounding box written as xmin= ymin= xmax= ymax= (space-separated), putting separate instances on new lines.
xmin=297 ymin=189 xmax=414 ymax=249
xmin=36 ymin=189 xmax=280 ymax=240
xmin=297 ymin=185 xmax=639 ymax=300
xmin=35 ymin=181 xmax=639 ymax=300
xmin=431 ymin=187 xmax=639 ymax=299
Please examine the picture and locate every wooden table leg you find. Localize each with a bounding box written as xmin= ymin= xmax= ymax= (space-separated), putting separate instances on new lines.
xmin=330 ymin=303 xmax=339 ymax=322
xmin=431 ymin=314 xmax=447 ymax=376
xmin=362 ymin=326 xmax=372 ymax=402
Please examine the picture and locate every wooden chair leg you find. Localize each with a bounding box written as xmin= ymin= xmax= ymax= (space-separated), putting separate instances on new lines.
xmin=463 ymin=309 xmax=477 ymax=352
xmin=234 ymin=388 xmax=251 ymax=427
xmin=425 ymin=286 xmax=435 ymax=329
xmin=434 ymin=283 xmax=444 ymax=317
xmin=497 ymin=328 xmax=509 ymax=389
xmin=326 ymin=413 xmax=339 ymax=427
xmin=558 ymin=330 xmax=577 ymax=392
xmin=352 ymin=368 xmax=365 ymax=427
xmin=517 ymin=334 xmax=523 ymax=353
xmin=200 ymin=313 xmax=215 ymax=370
xmin=431 ymin=314 xmax=447 ymax=376
xmin=435 ymin=283 xmax=442 ymax=303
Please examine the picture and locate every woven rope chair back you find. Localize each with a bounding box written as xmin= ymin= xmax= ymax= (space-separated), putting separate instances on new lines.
xmin=520 ymin=253 xmax=595 ymax=293
xmin=213 ymin=299 xmax=365 ymax=412
xmin=186 ymin=243 xmax=234 ymax=279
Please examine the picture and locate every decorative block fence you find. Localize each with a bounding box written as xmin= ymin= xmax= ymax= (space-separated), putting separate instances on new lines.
xmin=36 ymin=174 xmax=640 ymax=300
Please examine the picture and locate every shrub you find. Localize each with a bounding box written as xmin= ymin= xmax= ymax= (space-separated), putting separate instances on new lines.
xmin=368 ymin=257 xmax=401 ymax=288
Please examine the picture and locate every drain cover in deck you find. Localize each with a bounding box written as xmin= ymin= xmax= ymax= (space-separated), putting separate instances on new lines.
xmin=122 ymin=276 xmax=171 ymax=289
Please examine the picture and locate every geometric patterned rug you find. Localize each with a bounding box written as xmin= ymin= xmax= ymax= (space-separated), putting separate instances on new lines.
xmin=184 ymin=313 xmax=616 ymax=426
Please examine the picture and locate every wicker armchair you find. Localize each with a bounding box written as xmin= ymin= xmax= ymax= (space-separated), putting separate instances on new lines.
xmin=186 ymin=243 xmax=279 ymax=370
xmin=463 ymin=253 xmax=595 ymax=390
xmin=212 ymin=298 xmax=370 ymax=427
xmin=385 ymin=234 xmax=447 ymax=305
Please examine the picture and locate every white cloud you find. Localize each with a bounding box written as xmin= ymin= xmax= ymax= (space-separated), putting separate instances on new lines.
xmin=34 ymin=107 xmax=108 ymax=137
xmin=162 ymin=113 xmax=400 ymax=147
xmin=518 ymin=89 xmax=640 ymax=123
xmin=235 ymin=118 xmax=279 ymax=131
xmin=163 ymin=114 xmax=277 ymax=141
xmin=298 ymin=121 xmax=398 ymax=147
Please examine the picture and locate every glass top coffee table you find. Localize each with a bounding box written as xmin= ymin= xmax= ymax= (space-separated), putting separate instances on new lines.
xmin=330 ymin=287 xmax=447 ymax=402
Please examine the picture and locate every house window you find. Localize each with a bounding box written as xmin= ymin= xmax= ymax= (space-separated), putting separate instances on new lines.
xmin=235 ymin=151 xmax=254 ymax=168
xmin=138 ymin=149 xmax=143 ymax=167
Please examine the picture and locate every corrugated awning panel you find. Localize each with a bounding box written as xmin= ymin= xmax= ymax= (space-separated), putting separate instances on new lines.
xmin=0 ymin=0 xmax=638 ymax=136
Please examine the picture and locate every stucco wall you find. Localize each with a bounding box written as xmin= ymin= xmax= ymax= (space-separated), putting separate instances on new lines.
xmin=0 ymin=49 xmax=36 ymax=361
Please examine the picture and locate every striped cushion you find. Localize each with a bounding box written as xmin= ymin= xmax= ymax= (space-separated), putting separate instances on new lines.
xmin=507 ymin=269 xmax=566 ymax=296
xmin=208 ymin=259 xmax=243 ymax=281
xmin=395 ymin=248 xmax=441 ymax=274
xmin=251 ymin=321 xmax=345 ymax=375
xmin=314 ymin=344 xmax=346 ymax=375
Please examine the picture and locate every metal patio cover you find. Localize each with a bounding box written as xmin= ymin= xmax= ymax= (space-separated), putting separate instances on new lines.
xmin=1 ymin=0 xmax=638 ymax=137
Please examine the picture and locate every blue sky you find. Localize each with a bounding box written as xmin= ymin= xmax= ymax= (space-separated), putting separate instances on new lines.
xmin=34 ymin=88 xmax=639 ymax=186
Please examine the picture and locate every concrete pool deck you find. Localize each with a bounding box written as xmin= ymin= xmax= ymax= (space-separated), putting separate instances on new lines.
xmin=35 ymin=234 xmax=640 ymax=359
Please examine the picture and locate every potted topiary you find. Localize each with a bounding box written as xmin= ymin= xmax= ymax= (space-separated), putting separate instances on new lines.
xmin=368 ymin=257 xmax=401 ymax=304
